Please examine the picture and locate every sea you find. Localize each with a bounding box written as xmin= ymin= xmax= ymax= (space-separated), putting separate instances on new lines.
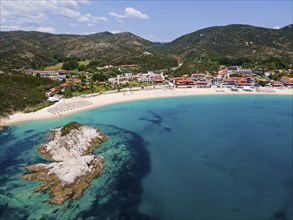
xmin=0 ymin=95 xmax=292 ymax=220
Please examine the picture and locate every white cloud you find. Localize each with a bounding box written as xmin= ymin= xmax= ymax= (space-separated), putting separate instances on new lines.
xmin=66 ymin=31 xmax=96 ymax=35
xmin=78 ymin=13 xmax=108 ymax=23
xmin=1 ymin=0 xmax=107 ymax=32
xmin=273 ymin=26 xmax=281 ymax=29
xmin=36 ymin=26 xmax=56 ymax=33
xmin=1 ymin=24 xmax=55 ymax=33
xmin=110 ymin=7 xmax=149 ymax=21
xmin=125 ymin=7 xmax=149 ymax=19
xmin=87 ymin=23 xmax=95 ymax=27
xmin=109 ymin=12 xmax=127 ymax=19
xmin=142 ymin=34 xmax=165 ymax=42
xmin=1 ymin=24 xmax=22 ymax=31
xmin=110 ymin=30 xmax=120 ymax=34
xmin=60 ymin=8 xmax=81 ymax=18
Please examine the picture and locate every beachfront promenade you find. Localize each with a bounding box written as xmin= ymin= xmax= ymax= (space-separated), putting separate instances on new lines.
xmin=46 ymin=86 xmax=283 ymax=115
xmin=2 ymin=86 xmax=292 ymax=126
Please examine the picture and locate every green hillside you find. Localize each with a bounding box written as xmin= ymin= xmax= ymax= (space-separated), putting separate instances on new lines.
xmin=0 ymin=31 xmax=165 ymax=69
xmin=1 ymin=24 xmax=292 ymax=70
xmin=0 ymin=72 xmax=58 ymax=118
xmin=162 ymin=24 xmax=293 ymax=64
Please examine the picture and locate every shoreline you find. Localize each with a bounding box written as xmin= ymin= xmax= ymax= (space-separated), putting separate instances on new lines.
xmin=1 ymin=87 xmax=292 ymax=126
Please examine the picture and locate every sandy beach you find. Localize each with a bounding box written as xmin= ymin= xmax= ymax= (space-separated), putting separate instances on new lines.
xmin=1 ymin=87 xmax=292 ymax=126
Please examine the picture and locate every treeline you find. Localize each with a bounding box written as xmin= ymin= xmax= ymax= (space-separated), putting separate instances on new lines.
xmin=172 ymin=57 xmax=220 ymax=76
xmin=171 ymin=55 xmax=293 ymax=77
xmin=0 ymin=72 xmax=58 ymax=118
xmin=111 ymin=54 xmax=178 ymax=72
xmin=210 ymin=56 xmax=293 ymax=69
xmin=60 ymin=54 xmax=178 ymax=74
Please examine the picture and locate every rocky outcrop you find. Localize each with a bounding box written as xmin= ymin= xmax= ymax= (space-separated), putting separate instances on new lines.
xmin=23 ymin=122 xmax=108 ymax=205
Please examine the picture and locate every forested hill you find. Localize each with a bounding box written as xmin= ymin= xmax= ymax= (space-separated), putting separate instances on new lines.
xmin=0 ymin=24 xmax=292 ymax=69
xmin=161 ymin=24 xmax=293 ymax=63
xmin=0 ymin=31 xmax=162 ymax=69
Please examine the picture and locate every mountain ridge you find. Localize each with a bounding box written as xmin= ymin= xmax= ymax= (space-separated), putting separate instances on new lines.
xmin=162 ymin=24 xmax=293 ymax=60
xmin=0 ymin=24 xmax=292 ymax=69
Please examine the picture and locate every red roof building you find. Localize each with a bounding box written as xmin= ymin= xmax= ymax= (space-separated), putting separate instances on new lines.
xmin=173 ymin=77 xmax=194 ymax=86
xmin=280 ymin=76 xmax=293 ymax=86
xmin=57 ymin=70 xmax=70 ymax=75
xmin=191 ymin=73 xmax=206 ymax=80
xmin=32 ymin=69 xmax=70 ymax=79
xmin=218 ymin=69 xmax=228 ymax=75
xmin=284 ymin=79 xmax=293 ymax=86
xmin=150 ymin=74 xmax=164 ymax=83
xmin=195 ymin=81 xmax=208 ymax=85
xmin=235 ymin=78 xmax=248 ymax=85
xmin=271 ymin=80 xmax=282 ymax=86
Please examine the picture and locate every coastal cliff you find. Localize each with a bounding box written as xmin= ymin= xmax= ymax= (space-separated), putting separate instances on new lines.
xmin=23 ymin=122 xmax=108 ymax=205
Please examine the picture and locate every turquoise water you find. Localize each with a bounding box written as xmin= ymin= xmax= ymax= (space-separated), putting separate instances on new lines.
xmin=0 ymin=95 xmax=292 ymax=220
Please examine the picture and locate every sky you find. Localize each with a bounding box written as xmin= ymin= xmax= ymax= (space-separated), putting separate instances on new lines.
xmin=1 ymin=0 xmax=292 ymax=42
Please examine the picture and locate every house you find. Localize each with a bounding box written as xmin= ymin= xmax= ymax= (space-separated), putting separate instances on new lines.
xmin=108 ymin=76 xmax=129 ymax=85
xmin=108 ymin=74 xmax=137 ymax=85
xmin=122 ymin=64 xmax=138 ymax=68
xmin=264 ymin=71 xmax=274 ymax=77
xmin=271 ymin=80 xmax=282 ymax=87
xmin=194 ymin=81 xmax=208 ymax=87
xmin=281 ymin=76 xmax=293 ymax=87
xmin=235 ymin=78 xmax=250 ymax=86
xmin=150 ymin=73 xmax=164 ymax=83
xmin=284 ymin=79 xmax=293 ymax=87
xmin=227 ymin=66 xmax=237 ymax=71
xmin=171 ymin=77 xmax=194 ymax=87
xmin=96 ymin=65 xmax=114 ymax=70
xmin=137 ymin=75 xmax=152 ymax=83
xmin=32 ymin=70 xmax=70 ymax=79
xmin=57 ymin=70 xmax=70 ymax=76
xmin=50 ymin=87 xmax=56 ymax=92
xmin=97 ymin=81 xmax=106 ymax=85
xmin=223 ymin=78 xmax=236 ymax=86
xmin=176 ymin=79 xmax=194 ymax=86
xmin=191 ymin=73 xmax=206 ymax=81
xmin=218 ymin=69 xmax=227 ymax=79
xmin=236 ymin=68 xmax=252 ymax=74
xmin=211 ymin=76 xmax=221 ymax=85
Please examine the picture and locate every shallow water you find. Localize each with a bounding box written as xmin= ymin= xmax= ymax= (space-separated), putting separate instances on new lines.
xmin=0 ymin=95 xmax=292 ymax=220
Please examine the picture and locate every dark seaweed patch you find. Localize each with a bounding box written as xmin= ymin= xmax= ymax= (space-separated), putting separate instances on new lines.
xmin=272 ymin=209 xmax=288 ymax=220
xmin=24 ymin=129 xmax=35 ymax=134
xmin=139 ymin=110 xmax=172 ymax=132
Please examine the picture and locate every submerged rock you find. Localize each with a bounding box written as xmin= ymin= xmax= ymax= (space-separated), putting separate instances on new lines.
xmin=23 ymin=122 xmax=108 ymax=205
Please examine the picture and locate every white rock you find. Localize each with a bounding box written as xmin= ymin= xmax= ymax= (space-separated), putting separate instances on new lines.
xmin=40 ymin=125 xmax=104 ymax=184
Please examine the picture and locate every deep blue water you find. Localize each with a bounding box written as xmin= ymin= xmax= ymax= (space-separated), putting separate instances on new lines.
xmin=0 ymin=95 xmax=292 ymax=220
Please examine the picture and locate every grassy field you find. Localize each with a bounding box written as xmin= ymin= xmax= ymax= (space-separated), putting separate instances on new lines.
xmin=44 ymin=60 xmax=91 ymax=70
xmin=78 ymin=60 xmax=91 ymax=66
xmin=44 ymin=63 xmax=63 ymax=70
